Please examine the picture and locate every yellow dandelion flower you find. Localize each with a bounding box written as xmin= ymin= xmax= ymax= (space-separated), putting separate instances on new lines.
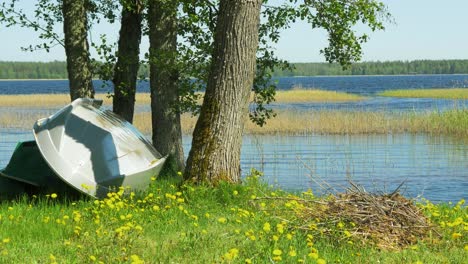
xmin=276 ymin=223 xmax=284 ymax=234
xmin=317 ymin=259 xmax=326 ymax=264
xmin=344 ymin=230 xmax=351 ymax=237
xmin=464 ymin=244 xmax=468 ymax=251
xmin=50 ymin=193 xmax=57 ymax=199
xmin=218 ymin=217 xmax=227 ymax=224
xmin=289 ymin=250 xmax=297 ymax=257
xmin=224 ymin=248 xmax=239 ymax=260
xmin=272 ymin=235 xmax=279 ymax=241
xmin=273 ymin=256 xmax=282 ymax=261
xmin=263 ymin=222 xmax=271 ymax=232
xmin=273 ymin=249 xmax=282 ymax=256
xmin=308 ymin=252 xmax=318 ymax=259
xmin=2 ymin=238 xmax=10 ymax=243
xmin=233 ymin=190 xmax=239 ymax=196
xmin=130 ymin=254 xmax=144 ymax=264
xmin=452 ymin=232 xmax=462 ymax=239
xmin=245 ymin=258 xmax=252 ymax=264
xmin=49 ymin=254 xmax=56 ymax=261
xmin=89 ymin=255 xmax=97 ymax=261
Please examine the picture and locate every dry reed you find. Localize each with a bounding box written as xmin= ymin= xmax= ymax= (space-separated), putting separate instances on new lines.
xmin=0 ymin=93 xmax=152 ymax=107
xmin=274 ymin=89 xmax=366 ymax=102
xmin=379 ymin=88 xmax=468 ymax=99
xmin=295 ymin=183 xmax=434 ymax=249
xmin=3 ymin=108 xmax=466 ymax=137
xmin=0 ymin=89 xmax=363 ymax=108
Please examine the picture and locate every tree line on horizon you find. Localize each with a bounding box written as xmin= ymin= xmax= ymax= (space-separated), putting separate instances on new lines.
xmin=1 ymin=59 xmax=468 ymax=79
xmin=275 ymin=59 xmax=468 ymax=76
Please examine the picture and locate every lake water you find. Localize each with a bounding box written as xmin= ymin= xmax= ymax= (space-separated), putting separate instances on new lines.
xmin=1 ymin=74 xmax=468 ymax=95
xmin=1 ymin=129 xmax=466 ymax=202
xmin=1 ymin=75 xmax=467 ymax=202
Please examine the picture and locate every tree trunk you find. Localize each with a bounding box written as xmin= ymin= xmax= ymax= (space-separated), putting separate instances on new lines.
xmin=112 ymin=0 xmax=143 ymax=123
xmin=62 ymin=0 xmax=94 ymax=101
xmin=148 ymin=0 xmax=185 ymax=172
xmin=184 ymin=0 xmax=262 ymax=183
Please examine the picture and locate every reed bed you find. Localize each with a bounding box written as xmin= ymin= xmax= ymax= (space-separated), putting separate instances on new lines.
xmin=379 ymin=88 xmax=468 ymax=99
xmin=0 ymin=89 xmax=364 ymax=108
xmin=0 ymin=93 xmax=152 ymax=107
xmin=4 ymin=108 xmax=466 ymax=137
xmin=274 ymin=89 xmax=366 ymax=102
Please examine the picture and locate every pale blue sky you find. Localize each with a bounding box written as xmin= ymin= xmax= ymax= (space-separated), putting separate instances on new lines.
xmin=1 ymin=0 xmax=467 ymax=62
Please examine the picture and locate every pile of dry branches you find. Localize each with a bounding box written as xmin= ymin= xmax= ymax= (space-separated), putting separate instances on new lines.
xmin=298 ymin=183 xmax=435 ymax=249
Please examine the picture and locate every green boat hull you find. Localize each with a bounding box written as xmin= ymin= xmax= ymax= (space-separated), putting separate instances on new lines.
xmin=0 ymin=141 xmax=77 ymax=197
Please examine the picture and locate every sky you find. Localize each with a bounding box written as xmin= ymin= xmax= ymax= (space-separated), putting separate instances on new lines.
xmin=0 ymin=0 xmax=467 ymax=63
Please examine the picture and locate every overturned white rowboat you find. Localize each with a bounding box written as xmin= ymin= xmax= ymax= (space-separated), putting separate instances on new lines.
xmin=33 ymin=98 xmax=166 ymax=198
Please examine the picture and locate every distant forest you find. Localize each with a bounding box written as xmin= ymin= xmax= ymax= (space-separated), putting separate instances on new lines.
xmin=1 ymin=60 xmax=468 ymax=79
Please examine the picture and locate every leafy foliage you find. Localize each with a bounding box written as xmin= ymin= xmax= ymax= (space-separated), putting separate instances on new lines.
xmin=175 ymin=0 xmax=391 ymax=125
xmin=0 ymin=0 xmax=63 ymax=52
xmin=1 ymin=0 xmax=391 ymax=125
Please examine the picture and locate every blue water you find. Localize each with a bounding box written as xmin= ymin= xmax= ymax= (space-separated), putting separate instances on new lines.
xmin=273 ymin=74 xmax=468 ymax=95
xmin=1 ymin=75 xmax=467 ymax=202
xmin=1 ymin=129 xmax=466 ymax=202
xmin=2 ymin=75 xmax=468 ymax=112
xmin=1 ymin=74 xmax=468 ymax=95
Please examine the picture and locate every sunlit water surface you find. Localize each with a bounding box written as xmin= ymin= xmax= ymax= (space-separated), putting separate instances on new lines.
xmin=1 ymin=128 xmax=466 ymax=203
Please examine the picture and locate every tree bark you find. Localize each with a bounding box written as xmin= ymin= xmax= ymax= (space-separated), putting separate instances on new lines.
xmin=112 ymin=0 xmax=143 ymax=123
xmin=184 ymin=0 xmax=262 ymax=183
xmin=62 ymin=0 xmax=94 ymax=101
xmin=148 ymin=0 xmax=185 ymax=171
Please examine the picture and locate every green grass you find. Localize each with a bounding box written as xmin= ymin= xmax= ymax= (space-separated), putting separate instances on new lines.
xmin=379 ymin=88 xmax=468 ymax=99
xmin=0 ymin=171 xmax=466 ymax=263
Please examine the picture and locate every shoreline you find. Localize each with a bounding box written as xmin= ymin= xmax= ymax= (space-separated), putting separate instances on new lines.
xmin=2 ymin=73 xmax=468 ymax=81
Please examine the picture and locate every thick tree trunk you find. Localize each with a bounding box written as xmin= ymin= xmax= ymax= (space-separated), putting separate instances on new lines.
xmin=62 ymin=0 xmax=94 ymax=101
xmin=184 ymin=0 xmax=262 ymax=183
xmin=148 ymin=0 xmax=185 ymax=171
xmin=112 ymin=0 xmax=143 ymax=123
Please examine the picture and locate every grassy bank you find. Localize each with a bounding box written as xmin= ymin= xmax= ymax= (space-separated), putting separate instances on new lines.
xmin=0 ymin=173 xmax=466 ymax=263
xmin=379 ymin=88 xmax=468 ymax=99
xmin=2 ymin=109 xmax=468 ymax=137
xmin=0 ymin=89 xmax=365 ymax=108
